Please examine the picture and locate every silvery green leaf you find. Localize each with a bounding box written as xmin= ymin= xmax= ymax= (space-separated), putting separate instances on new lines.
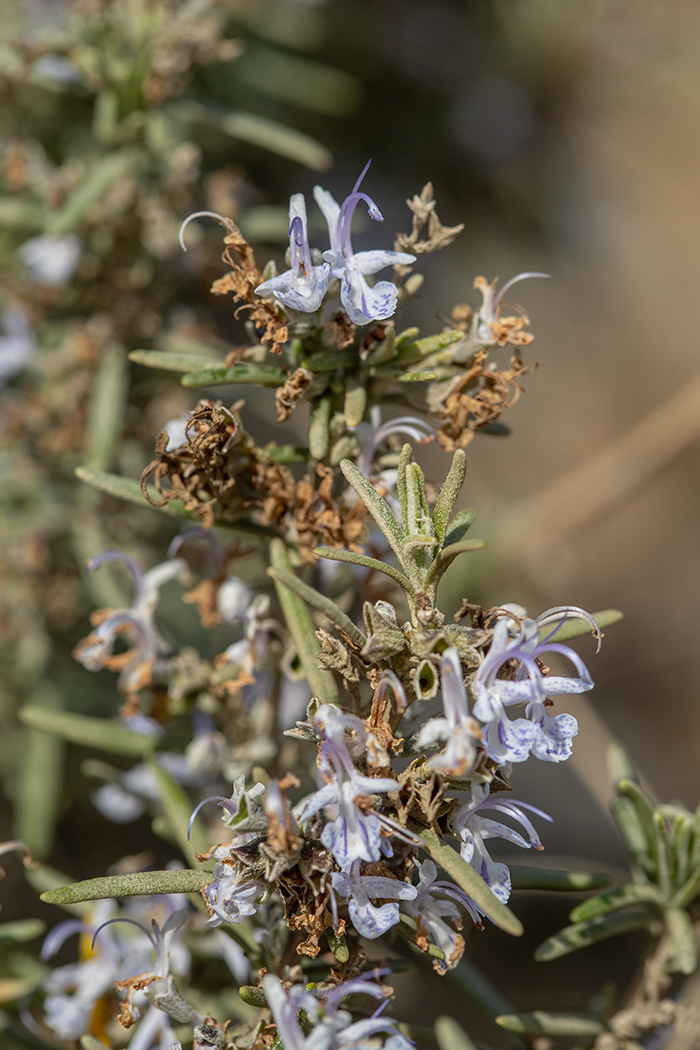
xmin=423 ymin=538 xmax=486 ymax=592
xmin=86 ymin=343 xmax=127 ymax=471
xmin=496 ymin=1013 xmax=604 ymax=1037
xmin=609 ymin=796 xmax=653 ymax=874
xmin=435 ymin=1016 xmax=478 ymax=1050
xmin=534 ymin=903 xmax=660 ymax=961
xmin=314 ymin=546 xmax=413 ymax=600
xmin=181 ymin=364 xmax=287 ymax=388
xmin=129 ymin=350 xmax=223 ymax=373
xmin=325 ymin=927 xmax=350 ymax=963
xmin=15 ymin=687 xmax=64 ymax=860
xmin=269 ymin=541 xmax=340 ymax=704
xmin=569 ymin=881 xmax=662 ymax=923
xmin=0 ymin=919 xmax=45 ymax=944
xmin=340 ymin=459 xmax=406 ymax=562
xmin=443 ymin=507 xmax=476 ymax=548
xmin=40 ymin=869 xmax=211 ymax=905
xmin=19 ymin=707 xmax=158 ymax=757
xmin=509 ymin=867 xmax=610 ymax=892
xmin=302 ymin=350 xmax=357 ymax=372
xmin=174 ymin=100 xmax=332 ymax=171
xmin=344 ymin=378 xmax=366 ymax=428
xmin=396 ymin=329 xmax=463 ymax=363
xmin=659 ymin=907 xmax=697 ymax=974
xmin=80 ymin=1037 xmax=110 ymax=1050
xmin=309 ymin=397 xmax=331 ymax=460
xmin=433 ymin=450 xmax=467 ymax=544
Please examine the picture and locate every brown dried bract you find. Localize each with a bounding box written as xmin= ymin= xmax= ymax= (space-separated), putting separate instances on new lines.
xmin=436 ymin=349 xmax=536 ymax=451
xmin=141 ymin=400 xmax=256 ymax=528
xmin=275 ymin=368 xmax=313 ymax=422
xmin=394 ymin=183 xmax=464 ymax=274
xmin=211 ymin=224 xmax=288 ymax=355
xmin=325 ymin=312 xmax=356 ymax=350
xmin=290 ymin=466 xmax=367 ymax=562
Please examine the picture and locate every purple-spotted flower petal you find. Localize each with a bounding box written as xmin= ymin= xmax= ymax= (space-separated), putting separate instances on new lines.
xmin=255 ymin=193 xmax=330 ymax=312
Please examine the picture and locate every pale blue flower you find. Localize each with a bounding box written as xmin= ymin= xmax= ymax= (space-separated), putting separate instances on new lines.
xmin=202 ymin=866 xmax=265 ymax=928
xmin=331 ymin=859 xmax=417 ymax=940
xmin=473 ymin=605 xmax=596 ymax=764
xmin=403 ymin=858 xmax=480 ymax=970
xmin=74 ymin=551 xmax=186 ymax=699
xmin=449 ymin=783 xmax=551 ymax=904
xmin=254 ymin=193 xmax=330 ymax=312
xmin=415 ymin=647 xmax=482 ymax=777
xmin=262 ymin=971 xmax=415 ymax=1050
xmin=0 ymin=306 xmax=36 ymax=386
xmin=298 ymin=705 xmax=416 ymax=869
xmin=314 ymin=162 xmax=415 ymax=324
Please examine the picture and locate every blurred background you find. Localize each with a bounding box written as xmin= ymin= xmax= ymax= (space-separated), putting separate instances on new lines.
xmin=2 ymin=0 xmax=700 ymax=1043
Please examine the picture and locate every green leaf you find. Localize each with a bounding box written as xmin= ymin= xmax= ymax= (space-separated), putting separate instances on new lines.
xmin=15 ymin=687 xmax=64 ymax=860
xmin=509 ymin=867 xmax=610 ymax=892
xmin=442 ymin=508 xmax=476 ymax=549
xmin=423 ymin=538 xmax=486 ymax=592
xmin=269 ymin=540 xmax=339 ymax=704
xmin=397 ymin=330 xmax=464 ymax=361
xmin=660 ymin=907 xmax=697 ymax=974
xmin=314 ymin=546 xmax=414 ymax=599
xmin=129 ymin=349 xmax=223 ymax=372
xmin=435 ymin=1017 xmax=478 ymax=1050
xmin=538 ymin=609 xmax=623 ymax=644
xmin=344 ymin=378 xmax=367 ymax=428
xmin=340 ymin=459 xmax=406 ymax=563
xmin=265 ymin=445 xmax=310 ymax=464
xmin=325 ymin=927 xmax=350 ymax=963
xmin=394 ymin=370 xmax=438 ymax=382
xmin=534 ymin=903 xmax=659 ymax=961
xmin=181 ymin=364 xmax=287 ymax=388
xmin=40 ymin=869 xmax=211 ymax=905
xmin=24 ymin=864 xmax=89 ymax=916
xmin=309 ymin=397 xmax=331 ymax=460
xmin=609 ymin=796 xmax=652 ymax=873
xmin=433 ymin=450 xmax=467 ymax=544
xmin=47 ymin=149 xmax=141 ymax=235
xmin=240 ymin=985 xmax=268 ymax=1008
xmin=569 ymin=881 xmax=662 ymax=922
xmin=148 ymin=759 xmax=210 ymax=868
xmin=618 ymin=780 xmax=660 ymax=877
xmin=607 ymin=742 xmax=637 ymax=788
xmin=18 ymin=707 xmax=158 ymax=757
xmin=495 ymin=1013 xmax=604 ymax=1038
xmin=269 ymin=563 xmax=367 ymax=650
xmin=0 ymin=920 xmax=45 ymax=944
xmin=418 ymin=828 xmax=523 ymax=936
xmin=86 ymin=343 xmax=128 ymax=471
xmin=302 ymin=350 xmax=357 ymax=372
xmin=75 ymin=465 xmax=186 ymax=517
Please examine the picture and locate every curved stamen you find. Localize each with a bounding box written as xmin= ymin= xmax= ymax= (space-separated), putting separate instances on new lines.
xmin=167 ymin=527 xmax=226 ymax=575
xmin=288 ymin=215 xmax=305 ymax=247
xmin=87 ymin=550 xmax=144 ymax=608
xmin=179 ymin=211 xmax=236 ymax=252
xmin=41 ymin=919 xmax=87 ymax=960
xmin=536 ymin=606 xmax=602 ymax=653
xmin=91 ymin=916 xmax=157 ymax=952
xmin=187 ymin=794 xmax=236 ymax=840
xmin=493 ymin=272 xmax=550 ymax=309
xmin=337 ymin=161 xmax=383 ymax=254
